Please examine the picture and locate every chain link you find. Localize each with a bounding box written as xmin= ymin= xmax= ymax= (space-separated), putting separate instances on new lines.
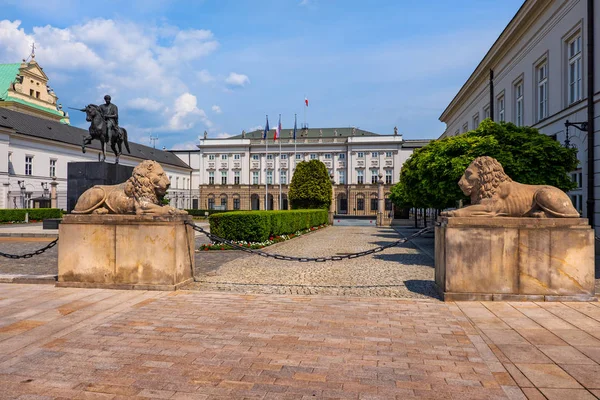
xmin=0 ymin=238 xmax=58 ymax=259
xmin=187 ymin=222 xmax=433 ymax=262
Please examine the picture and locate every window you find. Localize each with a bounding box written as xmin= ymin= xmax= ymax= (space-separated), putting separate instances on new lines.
xmin=252 ymin=154 xmax=259 ymax=161
xmin=281 ymin=154 xmax=287 ymax=160
xmin=208 ymin=197 xmax=215 ymax=209
xmin=49 ymin=159 xmax=56 ymax=177
xmin=252 ymin=171 xmax=259 ymax=184
xmin=339 ymin=153 xmax=346 ymax=160
xmin=234 ymin=170 xmax=240 ymax=185
xmin=357 ymin=169 xmax=364 ymax=184
xmin=324 ymin=153 xmax=332 ymax=159
xmin=233 ymin=196 xmax=240 ymax=210
xmin=568 ymin=34 xmax=582 ymax=104
xmin=571 ymin=170 xmax=583 ymax=188
xmin=371 ymin=197 xmax=378 ymax=211
xmin=234 ymin=154 xmax=240 ymax=160
xmin=35 ymin=91 xmax=40 ymax=99
xmin=385 ymin=198 xmax=392 ymax=211
xmin=338 ymin=170 xmax=346 ymax=184
xmin=462 ymin=122 xmax=468 ymax=133
xmin=385 ymin=152 xmax=392 ymax=158
xmin=371 ymin=152 xmax=378 ymax=158
xmin=220 ymin=196 xmax=227 ymax=208
xmin=571 ymin=194 xmax=583 ymax=215
xmin=209 ymin=154 xmax=215 ymax=160
xmin=25 ymin=156 xmax=32 ymax=176
xmin=295 ymin=154 xmax=302 ymax=160
xmin=221 ymin=171 xmax=227 ymax=185
xmin=29 ymin=89 xmax=34 ymax=96
xmin=208 ymin=171 xmax=215 ymax=185
xmin=472 ymin=113 xmax=479 ymax=129
xmin=483 ymin=105 xmax=490 ymax=120
xmin=357 ymin=197 xmax=364 ymax=211
xmin=497 ymin=95 xmax=505 ymax=122
xmin=310 ymin=153 xmax=317 ymax=160
xmin=385 ymin=169 xmax=392 ymax=184
xmin=371 ymin=169 xmax=379 ymax=184
xmin=280 ymin=170 xmax=287 ymax=184
xmin=266 ymin=170 xmax=273 ymax=184
xmin=267 ymin=154 xmax=273 ymax=160
xmin=537 ymin=61 xmax=548 ymax=120
xmin=454 ymin=129 xmax=460 ymax=136
xmin=357 ymin=152 xmax=364 ymax=158
xmin=221 ymin=154 xmax=227 ymax=160
xmin=514 ymin=80 xmax=524 ymax=126
xmin=176 ymin=177 xmax=179 ymax=188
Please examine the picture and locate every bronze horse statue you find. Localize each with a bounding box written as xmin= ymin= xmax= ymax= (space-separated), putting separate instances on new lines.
xmin=78 ymin=104 xmax=130 ymax=163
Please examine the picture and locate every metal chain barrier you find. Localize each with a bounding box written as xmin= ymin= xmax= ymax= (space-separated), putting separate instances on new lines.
xmin=187 ymin=222 xmax=434 ymax=262
xmin=0 ymin=238 xmax=58 ymax=259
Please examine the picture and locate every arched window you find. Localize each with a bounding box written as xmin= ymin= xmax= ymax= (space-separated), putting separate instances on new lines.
xmin=220 ymin=194 xmax=228 ymax=210
xmin=207 ymin=194 xmax=215 ymax=210
xmin=356 ymin=194 xmax=365 ymax=212
xmin=370 ymin=192 xmax=378 ymax=211
xmin=251 ymin=194 xmax=260 ymax=210
xmin=233 ymin=194 xmax=241 ymax=210
xmin=337 ymin=193 xmax=347 ymax=214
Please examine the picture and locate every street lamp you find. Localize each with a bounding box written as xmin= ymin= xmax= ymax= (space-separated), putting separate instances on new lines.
xmin=17 ymin=180 xmax=26 ymax=208
xmin=41 ymin=182 xmax=49 ymax=198
xmin=564 ymin=120 xmax=588 ymax=148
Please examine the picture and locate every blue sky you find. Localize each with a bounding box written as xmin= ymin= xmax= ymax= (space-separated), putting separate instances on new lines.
xmin=0 ymin=0 xmax=524 ymax=149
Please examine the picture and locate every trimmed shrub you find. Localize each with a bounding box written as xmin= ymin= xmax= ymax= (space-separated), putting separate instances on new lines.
xmin=184 ymin=209 xmax=237 ymax=217
xmin=209 ymin=209 xmax=328 ymax=242
xmin=0 ymin=208 xmax=62 ymax=223
xmin=289 ymin=160 xmax=332 ymax=209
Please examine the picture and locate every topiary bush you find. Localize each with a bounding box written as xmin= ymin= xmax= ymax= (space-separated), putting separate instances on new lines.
xmin=184 ymin=209 xmax=238 ymax=217
xmin=0 ymin=208 xmax=62 ymax=223
xmin=289 ymin=160 xmax=332 ymax=209
xmin=209 ymin=209 xmax=328 ymax=242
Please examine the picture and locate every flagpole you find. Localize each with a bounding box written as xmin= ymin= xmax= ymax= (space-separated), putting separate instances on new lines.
xmin=294 ymin=114 xmax=297 ymax=176
xmin=279 ymin=114 xmax=282 ymax=210
xmin=265 ymin=115 xmax=268 ymax=211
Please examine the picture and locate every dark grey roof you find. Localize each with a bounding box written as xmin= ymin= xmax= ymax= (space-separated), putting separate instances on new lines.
xmin=0 ymin=107 xmax=191 ymax=170
xmin=230 ymin=127 xmax=381 ymax=140
xmin=402 ymin=139 xmax=433 ymax=148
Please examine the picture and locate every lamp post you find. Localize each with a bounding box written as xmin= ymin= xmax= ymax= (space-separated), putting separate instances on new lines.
xmin=50 ymin=177 xmax=58 ymax=208
xmin=329 ymin=172 xmax=335 ymax=225
xmin=17 ymin=180 xmax=26 ymax=208
xmin=564 ymin=120 xmax=588 ymax=148
xmin=377 ymin=172 xmax=384 ymax=227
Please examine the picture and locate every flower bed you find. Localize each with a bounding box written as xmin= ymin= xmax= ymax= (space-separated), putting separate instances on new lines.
xmin=199 ymin=223 xmax=327 ymax=251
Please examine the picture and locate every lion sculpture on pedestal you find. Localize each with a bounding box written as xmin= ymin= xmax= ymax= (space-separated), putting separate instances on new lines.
xmin=442 ymin=156 xmax=579 ymax=218
xmin=72 ymin=160 xmax=187 ymax=215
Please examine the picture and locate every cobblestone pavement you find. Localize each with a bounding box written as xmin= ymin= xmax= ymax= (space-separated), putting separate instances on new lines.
xmin=185 ymin=226 xmax=438 ymax=299
xmin=0 ymin=284 xmax=511 ymax=399
xmin=0 ymin=238 xmax=58 ymax=275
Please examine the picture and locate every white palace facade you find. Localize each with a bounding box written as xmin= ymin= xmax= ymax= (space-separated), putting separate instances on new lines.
xmin=171 ymin=128 xmax=430 ymax=220
xmin=439 ymin=0 xmax=599 ymax=225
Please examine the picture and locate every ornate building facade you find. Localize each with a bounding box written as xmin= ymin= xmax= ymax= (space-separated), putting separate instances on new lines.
xmin=171 ymin=128 xmax=430 ymax=223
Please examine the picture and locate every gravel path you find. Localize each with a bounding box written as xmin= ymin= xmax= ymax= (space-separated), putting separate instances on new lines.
xmin=184 ymin=226 xmax=439 ymax=299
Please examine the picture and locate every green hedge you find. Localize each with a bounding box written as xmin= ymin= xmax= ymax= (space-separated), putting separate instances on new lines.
xmin=184 ymin=209 xmax=239 ymax=217
xmin=209 ymin=210 xmax=328 ymax=242
xmin=0 ymin=208 xmax=62 ymax=223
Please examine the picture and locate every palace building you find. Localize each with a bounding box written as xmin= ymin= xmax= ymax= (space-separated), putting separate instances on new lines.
xmin=171 ymin=128 xmax=430 ymax=223
xmin=439 ymin=0 xmax=599 ymax=226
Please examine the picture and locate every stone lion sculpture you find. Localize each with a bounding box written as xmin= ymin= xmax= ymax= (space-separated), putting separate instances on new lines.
xmin=72 ymin=160 xmax=187 ymax=215
xmin=441 ymin=156 xmax=579 ymax=218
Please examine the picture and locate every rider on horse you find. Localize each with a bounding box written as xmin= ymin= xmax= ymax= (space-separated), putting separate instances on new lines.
xmin=99 ymin=95 xmax=120 ymax=143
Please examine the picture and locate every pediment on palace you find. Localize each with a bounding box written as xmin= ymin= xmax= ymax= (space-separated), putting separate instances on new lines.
xmin=20 ymin=62 xmax=49 ymax=82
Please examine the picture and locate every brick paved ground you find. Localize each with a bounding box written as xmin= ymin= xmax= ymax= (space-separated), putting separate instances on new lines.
xmin=0 ymin=284 xmax=509 ymax=399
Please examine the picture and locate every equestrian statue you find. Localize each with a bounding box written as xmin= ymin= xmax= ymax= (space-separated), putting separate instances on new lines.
xmin=72 ymin=95 xmax=131 ymax=163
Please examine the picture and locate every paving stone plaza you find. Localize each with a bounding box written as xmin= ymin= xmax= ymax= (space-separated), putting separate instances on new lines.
xmin=1 ymin=224 xmax=600 ymax=399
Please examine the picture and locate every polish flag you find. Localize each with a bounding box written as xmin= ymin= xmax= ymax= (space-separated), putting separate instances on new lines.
xmin=305 ymin=97 xmax=309 ymax=107
xmin=274 ymin=115 xmax=281 ymax=140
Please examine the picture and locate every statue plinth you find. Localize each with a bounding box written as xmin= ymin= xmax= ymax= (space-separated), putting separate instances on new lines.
xmin=435 ymin=217 xmax=596 ymax=301
xmin=57 ymin=214 xmax=194 ymax=291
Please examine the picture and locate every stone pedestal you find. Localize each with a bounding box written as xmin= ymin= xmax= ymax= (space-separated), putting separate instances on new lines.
xmin=435 ymin=217 xmax=595 ymax=301
xmin=57 ymin=214 xmax=194 ymax=290
xmin=67 ymin=162 xmax=134 ymax=212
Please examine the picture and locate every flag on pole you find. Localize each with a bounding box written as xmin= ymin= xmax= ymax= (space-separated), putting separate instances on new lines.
xmin=305 ymin=97 xmax=309 ymax=107
xmin=293 ymin=114 xmax=297 ymax=140
xmin=274 ymin=114 xmax=281 ymax=140
xmin=263 ymin=115 xmax=269 ymax=139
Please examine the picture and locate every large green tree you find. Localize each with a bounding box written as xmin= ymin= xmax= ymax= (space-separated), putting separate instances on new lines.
xmin=390 ymin=119 xmax=579 ymax=210
xmin=289 ymin=160 xmax=332 ymax=209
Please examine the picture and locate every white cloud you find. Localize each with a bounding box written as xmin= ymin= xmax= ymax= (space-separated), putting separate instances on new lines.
xmin=216 ymin=132 xmax=231 ymax=138
xmin=168 ymin=92 xmax=212 ymax=131
xmin=127 ymin=97 xmax=163 ymax=112
xmin=197 ymin=69 xmax=215 ymax=83
xmin=247 ymin=125 xmax=263 ymax=132
xmin=225 ymin=72 xmax=250 ymax=87
xmin=211 ymin=105 xmax=222 ymax=114
xmin=157 ymin=29 xmax=219 ymax=65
